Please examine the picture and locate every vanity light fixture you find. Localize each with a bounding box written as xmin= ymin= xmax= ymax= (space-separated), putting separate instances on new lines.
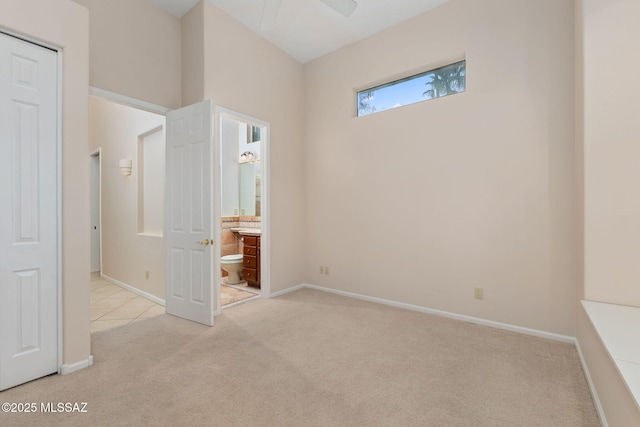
xmin=119 ymin=159 xmax=132 ymax=176
xmin=239 ymin=151 xmax=255 ymax=163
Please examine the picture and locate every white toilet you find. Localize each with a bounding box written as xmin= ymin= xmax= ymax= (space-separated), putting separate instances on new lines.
xmin=221 ymin=254 xmax=244 ymax=284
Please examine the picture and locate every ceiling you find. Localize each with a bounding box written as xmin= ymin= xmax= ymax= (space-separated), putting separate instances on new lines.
xmin=148 ymin=0 xmax=449 ymax=63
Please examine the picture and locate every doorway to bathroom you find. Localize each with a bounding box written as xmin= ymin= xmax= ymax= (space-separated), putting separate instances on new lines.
xmin=88 ymin=96 xmax=270 ymax=327
xmin=216 ymin=109 xmax=270 ymax=311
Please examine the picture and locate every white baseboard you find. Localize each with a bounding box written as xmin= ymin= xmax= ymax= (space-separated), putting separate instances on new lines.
xmin=575 ymin=339 xmax=608 ymax=427
xmin=60 ymin=355 xmax=93 ymax=375
xmin=101 ymin=274 xmax=165 ymax=306
xmin=269 ymin=284 xmax=305 ymax=298
xmin=294 ymin=283 xmax=575 ymax=344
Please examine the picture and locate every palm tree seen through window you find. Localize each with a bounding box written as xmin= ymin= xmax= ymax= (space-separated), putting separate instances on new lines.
xmin=357 ymin=60 xmax=466 ymax=117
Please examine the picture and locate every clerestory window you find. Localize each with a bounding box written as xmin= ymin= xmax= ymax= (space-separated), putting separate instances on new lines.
xmin=357 ymin=59 xmax=466 ymax=117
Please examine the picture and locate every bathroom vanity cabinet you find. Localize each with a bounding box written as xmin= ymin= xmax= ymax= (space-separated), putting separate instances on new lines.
xmin=242 ymin=235 xmax=260 ymax=288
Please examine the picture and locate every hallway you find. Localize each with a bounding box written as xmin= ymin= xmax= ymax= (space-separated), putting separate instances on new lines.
xmin=90 ymin=274 xmax=164 ymax=333
xmin=90 ymin=273 xmax=260 ymax=333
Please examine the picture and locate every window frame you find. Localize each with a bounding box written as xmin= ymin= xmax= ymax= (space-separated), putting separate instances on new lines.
xmin=356 ymin=59 xmax=466 ymax=117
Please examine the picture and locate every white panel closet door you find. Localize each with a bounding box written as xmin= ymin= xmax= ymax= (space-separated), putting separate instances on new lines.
xmin=165 ymin=100 xmax=215 ymax=326
xmin=0 ymin=33 xmax=59 ymax=391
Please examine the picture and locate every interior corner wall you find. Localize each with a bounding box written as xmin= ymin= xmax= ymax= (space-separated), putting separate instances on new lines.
xmin=582 ymin=0 xmax=640 ymax=307
xmin=303 ymin=0 xmax=577 ymax=335
xmin=89 ymin=96 xmax=166 ymax=300
xmin=577 ymin=0 xmax=640 ymax=423
xmin=71 ymin=0 xmax=182 ymax=109
xmin=181 ymin=0 xmax=205 ymax=106
xmin=201 ymin=2 xmax=306 ymax=293
xmin=574 ymin=0 xmax=585 ymax=301
xmin=0 ymin=0 xmax=91 ymax=366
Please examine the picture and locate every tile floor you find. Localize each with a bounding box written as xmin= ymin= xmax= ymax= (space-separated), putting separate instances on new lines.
xmin=91 ymin=273 xmax=260 ymax=333
xmin=221 ymin=282 xmax=260 ymax=306
xmin=90 ymin=274 xmax=164 ymax=333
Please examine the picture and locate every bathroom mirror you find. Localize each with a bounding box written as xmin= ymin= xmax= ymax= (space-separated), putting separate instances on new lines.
xmin=239 ymin=161 xmax=261 ymax=216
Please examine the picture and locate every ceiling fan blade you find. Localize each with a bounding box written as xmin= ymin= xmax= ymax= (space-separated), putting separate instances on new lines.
xmin=260 ymin=0 xmax=282 ymax=31
xmin=320 ymin=0 xmax=358 ymax=17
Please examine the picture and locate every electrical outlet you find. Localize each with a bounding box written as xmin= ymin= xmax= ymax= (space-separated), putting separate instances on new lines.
xmin=325 ymin=266 xmax=330 ymax=275
xmin=474 ymin=287 xmax=484 ymax=300
xmin=145 ymin=270 xmax=150 ymax=280
xmin=319 ymin=266 xmax=324 ymax=274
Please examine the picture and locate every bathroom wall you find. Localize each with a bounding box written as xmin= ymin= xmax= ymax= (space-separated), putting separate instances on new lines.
xmin=221 ymin=117 xmax=240 ymax=217
xmin=89 ymin=96 xmax=167 ymax=300
xmin=220 ymin=217 xmax=262 ymax=267
xmin=303 ymin=0 xmax=577 ymax=336
xmin=239 ymin=216 xmax=262 ymax=229
xmin=221 ymin=114 xmax=262 ymax=279
xmin=220 ymin=217 xmax=241 ymax=278
xmin=220 ymin=217 xmax=262 ymax=278
xmin=221 ymin=219 xmax=240 ymax=256
xmin=71 ymin=0 xmax=182 ymax=109
xmin=0 ymin=0 xmax=91 ymax=367
xmin=239 ymin=122 xmax=261 ymax=161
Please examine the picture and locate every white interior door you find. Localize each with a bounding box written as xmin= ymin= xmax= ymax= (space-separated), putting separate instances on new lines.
xmin=0 ymin=33 xmax=59 ymax=390
xmin=165 ymin=100 xmax=215 ymax=326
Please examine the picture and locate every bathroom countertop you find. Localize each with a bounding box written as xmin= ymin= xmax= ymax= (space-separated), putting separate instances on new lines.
xmin=230 ymin=228 xmax=261 ymax=236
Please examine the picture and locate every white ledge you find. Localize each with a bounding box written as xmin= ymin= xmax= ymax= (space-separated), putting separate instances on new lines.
xmin=582 ymin=300 xmax=640 ymax=411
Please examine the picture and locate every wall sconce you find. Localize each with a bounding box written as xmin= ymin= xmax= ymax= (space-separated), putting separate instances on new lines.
xmin=119 ymin=159 xmax=132 ymax=176
xmin=240 ymin=151 xmax=255 ymax=163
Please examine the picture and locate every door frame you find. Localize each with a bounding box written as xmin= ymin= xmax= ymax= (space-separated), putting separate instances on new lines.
xmin=0 ymin=29 xmax=64 ymax=376
xmin=215 ymin=107 xmax=271 ymax=315
xmin=55 ymin=40 xmax=63 ymax=376
xmin=89 ymin=149 xmax=102 ymax=274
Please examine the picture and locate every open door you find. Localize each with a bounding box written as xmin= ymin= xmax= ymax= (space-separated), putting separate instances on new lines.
xmin=165 ymin=100 xmax=215 ymax=326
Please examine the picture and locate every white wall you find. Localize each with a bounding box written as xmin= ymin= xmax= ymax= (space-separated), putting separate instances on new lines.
xmin=89 ymin=97 xmax=167 ymax=299
xmin=72 ymin=0 xmax=182 ymax=109
xmin=0 ymin=0 xmax=91 ymax=367
xmin=303 ymin=0 xmax=577 ymax=335
xmin=582 ymin=0 xmax=640 ymax=307
xmin=181 ymin=1 xmax=204 ymax=106
xmin=139 ymin=127 xmax=165 ymax=236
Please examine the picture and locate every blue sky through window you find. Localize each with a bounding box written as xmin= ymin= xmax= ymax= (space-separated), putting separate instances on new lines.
xmin=358 ymin=60 xmax=465 ymax=117
xmin=367 ymin=76 xmax=431 ymax=111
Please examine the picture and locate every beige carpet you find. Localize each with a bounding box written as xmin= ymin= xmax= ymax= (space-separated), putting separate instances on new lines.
xmin=0 ymin=288 xmax=600 ymax=426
